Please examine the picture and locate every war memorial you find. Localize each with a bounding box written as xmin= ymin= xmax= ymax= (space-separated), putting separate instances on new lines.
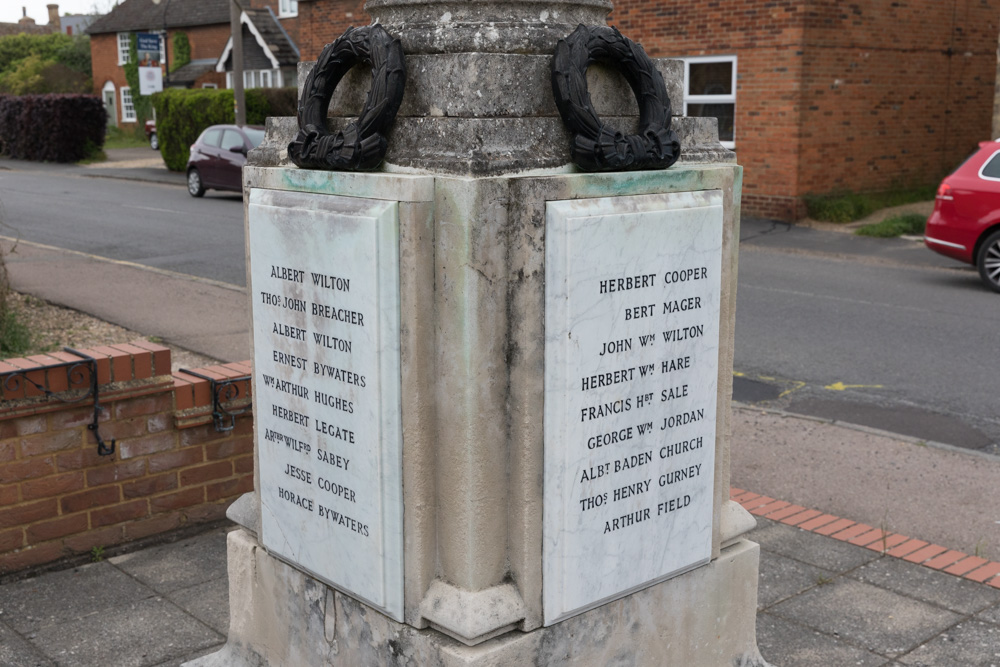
xmin=190 ymin=0 xmax=766 ymax=663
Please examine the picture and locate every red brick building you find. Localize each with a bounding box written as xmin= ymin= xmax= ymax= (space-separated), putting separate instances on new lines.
xmin=294 ymin=0 xmax=1000 ymax=220
xmin=87 ymin=0 xmax=300 ymax=128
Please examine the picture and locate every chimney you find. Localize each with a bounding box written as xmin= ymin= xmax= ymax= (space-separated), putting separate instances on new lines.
xmin=18 ymin=7 xmax=35 ymax=25
xmin=47 ymin=4 xmax=59 ymax=26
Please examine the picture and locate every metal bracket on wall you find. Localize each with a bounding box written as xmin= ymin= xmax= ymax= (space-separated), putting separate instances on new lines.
xmin=0 ymin=347 xmax=115 ymax=456
xmin=179 ymin=368 xmax=251 ymax=433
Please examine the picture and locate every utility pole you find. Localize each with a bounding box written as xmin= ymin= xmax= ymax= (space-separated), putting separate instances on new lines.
xmin=231 ymin=0 xmax=245 ymax=126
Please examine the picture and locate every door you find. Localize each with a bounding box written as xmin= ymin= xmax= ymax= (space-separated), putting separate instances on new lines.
xmin=101 ymin=82 xmax=116 ymax=126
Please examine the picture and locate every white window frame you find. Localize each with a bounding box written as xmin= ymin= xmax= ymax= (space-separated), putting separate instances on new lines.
xmin=120 ymin=86 xmax=136 ymax=122
xmin=682 ymin=55 xmax=737 ymax=149
xmin=279 ymin=0 xmax=298 ymax=18
xmin=229 ymin=69 xmax=282 ymax=90
xmin=117 ymin=32 xmax=131 ymax=65
xmin=202 ymin=82 xmax=218 ymax=89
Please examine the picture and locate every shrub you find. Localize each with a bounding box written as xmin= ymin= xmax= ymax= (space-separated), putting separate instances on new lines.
xmin=0 ymin=33 xmax=90 ymax=76
xmin=151 ymin=87 xmax=293 ymax=171
xmin=0 ymin=94 xmax=106 ymax=162
xmin=0 ymin=54 xmax=90 ymax=95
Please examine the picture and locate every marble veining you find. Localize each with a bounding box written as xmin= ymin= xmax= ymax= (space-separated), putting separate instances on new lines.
xmin=248 ymin=188 xmax=404 ymax=622
xmin=543 ymin=191 xmax=724 ymax=624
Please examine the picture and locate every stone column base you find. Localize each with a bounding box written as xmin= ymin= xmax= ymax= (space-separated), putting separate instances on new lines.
xmin=185 ymin=529 xmax=767 ymax=667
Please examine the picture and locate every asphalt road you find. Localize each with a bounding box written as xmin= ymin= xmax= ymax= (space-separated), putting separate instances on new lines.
xmin=736 ymin=219 xmax=1000 ymax=453
xmin=0 ymin=162 xmax=996 ymax=451
xmin=0 ymin=165 xmax=246 ymax=286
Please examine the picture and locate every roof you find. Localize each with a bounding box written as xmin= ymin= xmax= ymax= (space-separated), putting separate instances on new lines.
xmin=168 ymin=58 xmax=217 ymax=85
xmin=218 ymin=8 xmax=299 ymax=71
xmin=87 ymin=0 xmax=230 ymax=35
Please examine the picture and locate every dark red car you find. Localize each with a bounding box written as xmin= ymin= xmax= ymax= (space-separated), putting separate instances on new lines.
xmin=186 ymin=124 xmax=265 ymax=197
xmin=925 ymin=140 xmax=1000 ymax=292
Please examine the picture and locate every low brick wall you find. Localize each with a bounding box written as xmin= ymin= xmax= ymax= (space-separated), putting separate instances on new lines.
xmin=0 ymin=341 xmax=255 ymax=575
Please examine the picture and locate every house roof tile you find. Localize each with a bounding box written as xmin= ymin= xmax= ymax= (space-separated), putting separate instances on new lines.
xmin=87 ymin=0 xmax=230 ymax=35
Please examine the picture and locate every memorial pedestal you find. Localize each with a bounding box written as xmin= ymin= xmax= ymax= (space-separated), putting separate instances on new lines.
xmin=187 ymin=162 xmax=765 ymax=666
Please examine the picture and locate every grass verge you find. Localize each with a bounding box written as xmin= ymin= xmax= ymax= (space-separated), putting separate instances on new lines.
xmin=103 ymin=125 xmax=149 ymax=150
xmin=855 ymin=213 xmax=927 ymax=238
xmin=804 ymin=186 xmax=936 ymax=223
xmin=0 ymin=307 xmax=32 ymax=356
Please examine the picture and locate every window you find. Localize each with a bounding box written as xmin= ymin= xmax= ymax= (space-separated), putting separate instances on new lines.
xmin=221 ymin=130 xmax=245 ymax=151
xmin=228 ymin=69 xmax=282 ymax=89
xmin=682 ymin=56 xmax=736 ymax=149
xmin=201 ymin=129 xmax=222 ymax=147
xmin=120 ymin=86 xmax=136 ymax=122
xmin=117 ymin=32 xmax=131 ymax=65
xmin=979 ymin=150 xmax=1000 ymax=181
xmin=202 ymin=83 xmax=218 ymax=89
xmin=279 ymin=0 xmax=298 ymax=18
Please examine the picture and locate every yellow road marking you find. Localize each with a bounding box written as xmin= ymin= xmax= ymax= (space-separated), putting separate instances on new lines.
xmin=824 ymin=382 xmax=884 ymax=391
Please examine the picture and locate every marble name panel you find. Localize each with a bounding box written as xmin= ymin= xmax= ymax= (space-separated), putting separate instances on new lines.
xmin=248 ymin=188 xmax=404 ymax=622
xmin=543 ymin=191 xmax=724 ymax=624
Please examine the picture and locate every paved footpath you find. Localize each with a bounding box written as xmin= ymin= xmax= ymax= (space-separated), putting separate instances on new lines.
xmin=0 ymin=157 xmax=998 ymax=665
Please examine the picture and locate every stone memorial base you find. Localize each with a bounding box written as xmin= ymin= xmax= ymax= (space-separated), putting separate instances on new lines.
xmin=187 ymin=160 xmax=765 ymax=666
xmin=191 ymin=528 xmax=763 ymax=666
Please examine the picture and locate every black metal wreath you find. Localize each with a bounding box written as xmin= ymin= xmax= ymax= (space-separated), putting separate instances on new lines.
xmin=551 ymin=25 xmax=681 ymax=172
xmin=288 ymin=25 xmax=405 ymax=171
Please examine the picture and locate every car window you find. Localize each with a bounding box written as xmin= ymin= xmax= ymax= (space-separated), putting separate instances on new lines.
xmin=980 ymin=150 xmax=1000 ymax=180
xmin=201 ymin=129 xmax=222 ymax=147
xmin=221 ymin=130 xmax=245 ymax=151
xmin=243 ymin=128 xmax=265 ymax=148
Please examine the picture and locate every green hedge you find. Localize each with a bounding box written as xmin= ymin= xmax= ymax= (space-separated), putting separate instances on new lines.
xmin=151 ymin=87 xmax=297 ymax=171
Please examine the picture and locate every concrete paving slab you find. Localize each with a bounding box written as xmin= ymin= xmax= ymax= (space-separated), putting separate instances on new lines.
xmin=976 ymin=602 xmax=1000 ymax=625
xmin=4 ymin=240 xmax=248 ymax=363
xmin=109 ymin=527 xmax=229 ymax=594
xmin=0 ymin=620 xmax=55 ymax=667
xmin=850 ymin=557 xmax=1000 ymax=615
xmin=0 ymin=561 xmax=153 ymax=634
xmin=732 ymin=407 xmax=1000 ymax=559
xmin=770 ymin=578 xmax=962 ymax=658
xmin=28 ymin=596 xmax=222 ymax=667
xmin=149 ymin=645 xmax=226 ymax=667
xmin=748 ymin=517 xmax=881 ymax=572
xmin=896 ymin=619 xmax=1000 ymax=666
xmin=757 ymin=550 xmax=832 ymax=610
xmin=756 ymin=612 xmax=889 ymax=667
xmin=166 ymin=575 xmax=230 ymax=635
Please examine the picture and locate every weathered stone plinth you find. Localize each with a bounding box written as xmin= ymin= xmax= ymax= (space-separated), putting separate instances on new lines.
xmin=195 ymin=528 xmax=762 ymax=666
xmin=183 ymin=157 xmax=765 ymax=665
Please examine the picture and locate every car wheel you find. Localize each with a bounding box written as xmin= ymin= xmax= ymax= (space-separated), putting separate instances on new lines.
xmin=187 ymin=168 xmax=205 ymax=197
xmin=977 ymin=229 xmax=1000 ymax=293
xmin=149 ymin=132 xmax=158 ymax=150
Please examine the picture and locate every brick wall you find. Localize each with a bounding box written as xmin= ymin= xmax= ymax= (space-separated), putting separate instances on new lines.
xmin=298 ymin=0 xmax=367 ymax=60
xmin=0 ymin=342 xmax=255 ymax=576
xmin=610 ymin=0 xmax=1000 ymax=219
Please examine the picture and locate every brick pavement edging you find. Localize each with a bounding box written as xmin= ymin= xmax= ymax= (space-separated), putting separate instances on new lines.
xmin=732 ymin=487 xmax=1000 ymax=589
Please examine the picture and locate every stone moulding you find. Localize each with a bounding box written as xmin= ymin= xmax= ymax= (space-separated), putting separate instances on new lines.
xmin=552 ymin=24 xmax=681 ymax=172
xmin=288 ymin=24 xmax=406 ymax=171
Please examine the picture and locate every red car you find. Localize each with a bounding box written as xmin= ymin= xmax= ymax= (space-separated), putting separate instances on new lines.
xmin=186 ymin=124 xmax=265 ymax=197
xmin=144 ymin=119 xmax=157 ymax=150
xmin=925 ymin=140 xmax=1000 ymax=292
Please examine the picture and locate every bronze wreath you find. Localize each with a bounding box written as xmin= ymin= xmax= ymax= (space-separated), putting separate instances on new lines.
xmin=288 ymin=25 xmax=405 ymax=171
xmin=551 ymin=25 xmax=681 ymax=172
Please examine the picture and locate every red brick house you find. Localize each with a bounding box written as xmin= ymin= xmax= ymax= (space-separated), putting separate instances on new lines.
xmin=292 ymin=0 xmax=1000 ymax=221
xmin=87 ymin=0 xmax=300 ymax=128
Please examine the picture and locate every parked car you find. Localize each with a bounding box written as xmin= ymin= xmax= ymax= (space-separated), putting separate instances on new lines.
xmin=186 ymin=124 xmax=265 ymax=197
xmin=144 ymin=119 xmax=157 ymax=150
xmin=925 ymin=140 xmax=1000 ymax=293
